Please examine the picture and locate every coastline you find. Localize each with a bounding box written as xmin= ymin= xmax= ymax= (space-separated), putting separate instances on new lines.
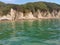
xmin=0 ymin=17 xmax=60 ymax=22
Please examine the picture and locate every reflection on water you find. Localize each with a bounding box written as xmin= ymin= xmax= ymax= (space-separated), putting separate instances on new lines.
xmin=0 ymin=19 xmax=60 ymax=45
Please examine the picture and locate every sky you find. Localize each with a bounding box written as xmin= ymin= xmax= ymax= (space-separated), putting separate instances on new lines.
xmin=0 ymin=0 xmax=60 ymax=4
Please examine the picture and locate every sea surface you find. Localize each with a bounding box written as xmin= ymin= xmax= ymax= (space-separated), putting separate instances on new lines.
xmin=0 ymin=19 xmax=60 ymax=45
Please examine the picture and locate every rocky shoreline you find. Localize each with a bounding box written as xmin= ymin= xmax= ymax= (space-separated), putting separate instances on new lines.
xmin=0 ymin=8 xmax=60 ymax=21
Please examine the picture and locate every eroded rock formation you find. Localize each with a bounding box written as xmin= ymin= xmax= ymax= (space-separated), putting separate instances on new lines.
xmin=0 ymin=8 xmax=60 ymax=21
xmin=10 ymin=8 xmax=16 ymax=20
xmin=24 ymin=12 xmax=36 ymax=19
xmin=18 ymin=12 xmax=25 ymax=19
xmin=37 ymin=10 xmax=43 ymax=18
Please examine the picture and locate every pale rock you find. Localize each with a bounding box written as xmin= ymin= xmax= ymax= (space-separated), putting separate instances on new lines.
xmin=18 ymin=12 xmax=25 ymax=19
xmin=47 ymin=12 xmax=52 ymax=18
xmin=51 ymin=10 xmax=57 ymax=17
xmin=0 ymin=15 xmax=11 ymax=20
xmin=10 ymin=8 xmax=16 ymax=20
xmin=57 ymin=11 xmax=60 ymax=17
xmin=25 ymin=12 xmax=36 ymax=19
xmin=51 ymin=12 xmax=55 ymax=17
xmin=37 ymin=10 xmax=42 ymax=18
xmin=6 ymin=14 xmax=12 ymax=20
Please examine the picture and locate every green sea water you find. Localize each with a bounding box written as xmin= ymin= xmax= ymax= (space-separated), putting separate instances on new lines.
xmin=0 ymin=19 xmax=60 ymax=45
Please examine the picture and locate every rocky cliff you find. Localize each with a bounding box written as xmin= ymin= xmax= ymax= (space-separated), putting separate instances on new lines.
xmin=0 ymin=1 xmax=60 ymax=20
xmin=0 ymin=8 xmax=60 ymax=21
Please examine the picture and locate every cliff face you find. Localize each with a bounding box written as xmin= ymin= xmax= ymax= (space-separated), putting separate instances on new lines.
xmin=57 ymin=11 xmax=60 ymax=17
xmin=24 ymin=12 xmax=36 ymax=19
xmin=0 ymin=8 xmax=60 ymax=21
xmin=18 ymin=12 xmax=24 ymax=19
xmin=37 ymin=10 xmax=43 ymax=18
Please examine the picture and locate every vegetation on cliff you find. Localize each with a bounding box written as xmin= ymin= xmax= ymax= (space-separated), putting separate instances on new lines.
xmin=0 ymin=1 xmax=60 ymax=16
